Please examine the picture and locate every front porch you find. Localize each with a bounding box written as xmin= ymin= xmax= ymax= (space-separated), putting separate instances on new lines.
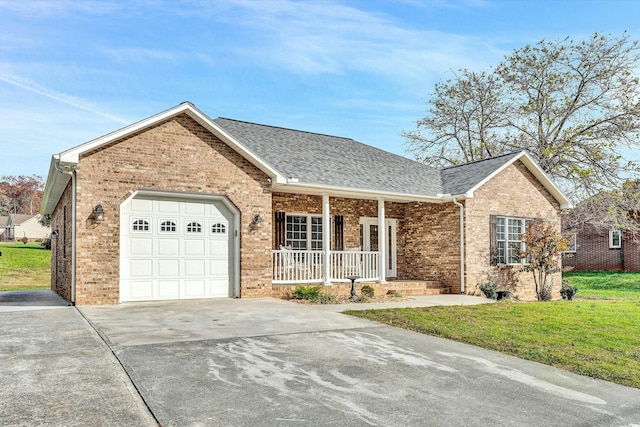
xmin=271 ymin=249 xmax=450 ymax=297
xmin=272 ymin=249 xmax=380 ymax=284
xmin=269 ymin=192 xmax=462 ymax=297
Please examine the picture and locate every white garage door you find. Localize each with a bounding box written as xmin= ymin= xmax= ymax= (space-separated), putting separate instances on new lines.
xmin=120 ymin=195 xmax=235 ymax=302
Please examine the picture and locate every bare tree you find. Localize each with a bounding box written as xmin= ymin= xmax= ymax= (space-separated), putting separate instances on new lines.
xmin=563 ymin=181 xmax=640 ymax=240
xmin=0 ymin=175 xmax=44 ymax=215
xmin=403 ymin=70 xmax=509 ymax=168
xmin=404 ymin=32 xmax=640 ymax=201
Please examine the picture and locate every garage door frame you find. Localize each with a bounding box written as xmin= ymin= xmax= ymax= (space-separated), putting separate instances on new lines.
xmin=119 ymin=189 xmax=241 ymax=302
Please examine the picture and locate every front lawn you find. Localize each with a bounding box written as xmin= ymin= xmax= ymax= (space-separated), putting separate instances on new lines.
xmin=347 ymin=272 xmax=640 ymax=389
xmin=0 ymin=242 xmax=51 ymax=291
xmin=563 ymin=270 xmax=640 ymax=300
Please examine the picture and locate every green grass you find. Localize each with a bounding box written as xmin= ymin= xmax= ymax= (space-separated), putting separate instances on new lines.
xmin=0 ymin=242 xmax=51 ymax=291
xmin=347 ymin=272 xmax=640 ymax=389
xmin=563 ymin=270 xmax=640 ymax=300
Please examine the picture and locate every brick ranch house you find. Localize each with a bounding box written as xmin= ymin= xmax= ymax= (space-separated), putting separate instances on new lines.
xmin=562 ymin=225 xmax=640 ymax=271
xmin=41 ymin=102 xmax=571 ymax=305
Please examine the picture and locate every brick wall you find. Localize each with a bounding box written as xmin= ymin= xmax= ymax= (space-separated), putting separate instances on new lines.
xmin=562 ymin=224 xmax=640 ymax=271
xmin=402 ymin=202 xmax=461 ymax=289
xmin=50 ymin=181 xmax=73 ymax=301
xmin=67 ymin=113 xmax=273 ymax=304
xmin=465 ymin=161 xmax=563 ymax=300
xmin=623 ymin=238 xmax=640 ymax=271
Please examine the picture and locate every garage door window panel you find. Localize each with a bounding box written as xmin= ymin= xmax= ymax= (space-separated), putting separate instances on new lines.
xmin=132 ymin=218 xmax=151 ymax=233
xmin=210 ymin=221 xmax=227 ymax=236
xmin=159 ymin=219 xmax=177 ymax=233
xmin=186 ymin=221 xmax=203 ymax=234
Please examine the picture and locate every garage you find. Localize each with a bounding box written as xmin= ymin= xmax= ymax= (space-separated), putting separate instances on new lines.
xmin=119 ymin=191 xmax=239 ymax=302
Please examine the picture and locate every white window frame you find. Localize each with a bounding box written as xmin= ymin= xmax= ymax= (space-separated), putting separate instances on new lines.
xmin=159 ymin=219 xmax=177 ymax=233
xmin=285 ymin=213 xmax=323 ymax=251
xmin=131 ymin=218 xmax=151 ymax=233
xmin=609 ymin=230 xmax=622 ymax=249
xmin=496 ymin=216 xmax=532 ymax=265
xmin=562 ymin=232 xmax=577 ymax=253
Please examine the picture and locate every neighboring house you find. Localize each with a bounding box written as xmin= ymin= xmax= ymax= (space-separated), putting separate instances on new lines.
xmin=2 ymin=214 xmax=50 ymax=242
xmin=0 ymin=216 xmax=8 ymax=240
xmin=562 ymin=225 xmax=640 ymax=271
xmin=41 ymin=102 xmax=571 ymax=305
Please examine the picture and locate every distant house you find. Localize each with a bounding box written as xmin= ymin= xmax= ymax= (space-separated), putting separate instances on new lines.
xmin=563 ymin=184 xmax=640 ymax=272
xmin=41 ymin=102 xmax=572 ymax=305
xmin=3 ymin=214 xmax=51 ymax=242
xmin=563 ymin=224 xmax=640 ymax=271
xmin=0 ymin=216 xmax=8 ymax=240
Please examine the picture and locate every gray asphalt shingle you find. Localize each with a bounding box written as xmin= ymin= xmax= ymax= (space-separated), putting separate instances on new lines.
xmin=441 ymin=152 xmax=522 ymax=195
xmin=213 ymin=117 xmax=524 ymax=198
xmin=214 ymin=118 xmax=444 ymax=196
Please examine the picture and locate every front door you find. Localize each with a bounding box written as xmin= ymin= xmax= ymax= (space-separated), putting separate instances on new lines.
xmin=359 ymin=218 xmax=397 ymax=277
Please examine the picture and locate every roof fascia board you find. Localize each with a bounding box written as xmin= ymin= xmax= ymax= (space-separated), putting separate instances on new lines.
xmin=41 ymin=156 xmax=72 ymax=215
xmin=466 ymin=152 xmax=573 ymax=209
xmin=271 ymin=182 xmax=447 ymax=203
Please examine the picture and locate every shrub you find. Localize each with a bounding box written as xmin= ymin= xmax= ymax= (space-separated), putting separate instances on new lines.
xmin=41 ymin=238 xmax=52 ymax=250
xmin=478 ymin=282 xmax=498 ymax=300
xmin=560 ymin=280 xmax=579 ymax=300
xmin=539 ymin=282 xmax=554 ymax=301
xmin=292 ymin=285 xmax=322 ymax=300
xmin=291 ymin=285 xmax=337 ymax=304
xmin=360 ymin=285 xmax=375 ymax=298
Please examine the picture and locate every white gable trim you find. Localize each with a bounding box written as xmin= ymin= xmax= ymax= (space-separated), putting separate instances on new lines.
xmin=57 ymin=102 xmax=287 ymax=184
xmin=466 ymin=151 xmax=572 ymax=209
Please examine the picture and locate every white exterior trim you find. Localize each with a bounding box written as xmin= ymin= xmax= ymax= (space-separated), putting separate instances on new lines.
xmin=463 ymin=151 xmax=573 ymax=209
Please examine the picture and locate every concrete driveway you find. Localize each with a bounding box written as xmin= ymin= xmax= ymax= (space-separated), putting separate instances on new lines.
xmin=78 ymin=297 xmax=640 ymax=427
xmin=0 ymin=291 xmax=156 ymax=427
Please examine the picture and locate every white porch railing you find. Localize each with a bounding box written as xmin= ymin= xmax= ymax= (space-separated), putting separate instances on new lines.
xmin=272 ymin=250 xmax=379 ymax=284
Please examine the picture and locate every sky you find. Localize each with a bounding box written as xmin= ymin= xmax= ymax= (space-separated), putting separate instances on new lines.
xmin=2 ymin=0 xmax=640 ymax=180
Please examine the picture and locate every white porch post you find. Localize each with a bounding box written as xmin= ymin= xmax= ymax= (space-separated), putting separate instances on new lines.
xmin=378 ymin=198 xmax=386 ymax=283
xmin=323 ymin=194 xmax=332 ymax=285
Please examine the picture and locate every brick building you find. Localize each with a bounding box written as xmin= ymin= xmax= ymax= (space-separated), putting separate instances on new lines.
xmin=562 ymin=224 xmax=640 ymax=271
xmin=41 ymin=102 xmax=571 ymax=305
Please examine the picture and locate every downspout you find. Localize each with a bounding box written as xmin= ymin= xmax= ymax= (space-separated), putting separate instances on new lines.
xmin=452 ymin=198 xmax=465 ymax=294
xmin=54 ymin=161 xmax=78 ymax=305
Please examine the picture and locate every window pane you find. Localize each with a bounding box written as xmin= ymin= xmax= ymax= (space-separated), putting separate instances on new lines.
xmin=187 ymin=222 xmax=202 ymax=233
xmin=286 ymin=215 xmax=308 ymax=250
xmin=507 ymin=242 xmax=520 ymax=264
xmin=311 ymin=217 xmax=322 ymax=250
xmin=508 ymin=218 xmax=522 ymax=241
xmin=497 ymin=241 xmax=506 ymax=264
xmin=496 ymin=217 xmax=505 ymax=240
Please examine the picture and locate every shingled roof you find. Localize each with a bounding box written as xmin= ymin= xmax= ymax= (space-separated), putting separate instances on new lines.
xmin=42 ymin=102 xmax=572 ymax=213
xmin=213 ymin=118 xmax=443 ymax=197
xmin=440 ymin=152 xmax=523 ymax=195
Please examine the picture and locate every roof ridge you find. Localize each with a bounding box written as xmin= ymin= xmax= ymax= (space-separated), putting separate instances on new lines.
xmin=441 ymin=151 xmax=523 ymax=170
xmin=215 ymin=117 xmax=354 ymax=141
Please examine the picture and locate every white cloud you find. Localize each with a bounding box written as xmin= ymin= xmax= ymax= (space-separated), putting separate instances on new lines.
xmin=0 ymin=70 xmax=129 ymax=124
xmin=209 ymin=0 xmax=505 ymax=80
